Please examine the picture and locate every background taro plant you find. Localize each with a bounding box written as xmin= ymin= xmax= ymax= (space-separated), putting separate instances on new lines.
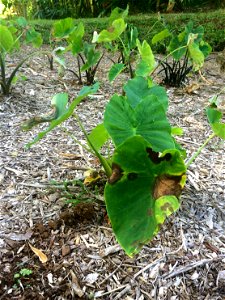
xmin=0 ymin=17 xmax=43 ymax=95
xmin=52 ymin=7 xmax=128 ymax=85
xmin=52 ymin=18 xmax=103 ymax=85
xmin=21 ymin=12 xmax=225 ymax=257
xmin=152 ymin=20 xmax=212 ymax=86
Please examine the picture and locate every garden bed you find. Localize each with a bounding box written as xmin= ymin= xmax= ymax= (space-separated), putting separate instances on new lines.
xmin=0 ymin=47 xmax=225 ymax=299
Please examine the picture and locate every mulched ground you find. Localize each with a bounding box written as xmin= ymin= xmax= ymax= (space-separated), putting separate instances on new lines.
xmin=0 ymin=46 xmax=225 ymax=300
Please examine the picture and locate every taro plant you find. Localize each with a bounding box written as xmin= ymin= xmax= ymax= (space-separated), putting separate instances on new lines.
xmin=52 ymin=18 xmax=104 ymax=85
xmin=21 ymin=78 xmax=225 ymax=257
xmin=95 ymin=6 xmax=139 ymax=80
xmin=104 ymin=22 xmax=139 ymax=79
xmin=52 ymin=9 xmax=129 ymax=85
xmin=21 ymin=16 xmax=225 ymax=257
xmin=22 ymin=74 xmax=187 ymax=257
xmin=0 ymin=17 xmax=43 ymax=95
xmin=152 ymin=21 xmax=212 ymax=86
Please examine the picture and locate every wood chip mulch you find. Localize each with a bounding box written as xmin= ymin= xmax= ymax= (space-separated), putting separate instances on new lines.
xmin=0 ymin=47 xmax=224 ymax=300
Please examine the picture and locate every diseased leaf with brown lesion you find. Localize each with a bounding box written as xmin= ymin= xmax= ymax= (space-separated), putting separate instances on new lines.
xmin=105 ymin=136 xmax=186 ymax=256
xmin=153 ymin=174 xmax=184 ymax=199
xmin=146 ymin=148 xmax=172 ymax=164
xmin=108 ymin=163 xmax=123 ymax=184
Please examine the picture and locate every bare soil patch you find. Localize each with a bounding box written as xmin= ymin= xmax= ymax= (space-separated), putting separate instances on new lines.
xmin=0 ymin=47 xmax=225 ymax=300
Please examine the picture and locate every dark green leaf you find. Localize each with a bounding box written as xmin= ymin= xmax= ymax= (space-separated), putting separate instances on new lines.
xmin=124 ymin=76 xmax=168 ymax=111
xmin=105 ymin=135 xmax=186 ymax=256
xmin=104 ymin=93 xmax=175 ymax=152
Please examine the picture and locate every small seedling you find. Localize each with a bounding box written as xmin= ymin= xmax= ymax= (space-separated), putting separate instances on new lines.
xmin=14 ymin=268 xmax=33 ymax=288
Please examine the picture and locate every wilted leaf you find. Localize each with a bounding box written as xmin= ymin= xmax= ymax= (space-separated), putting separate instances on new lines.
xmin=84 ymin=169 xmax=101 ymax=185
xmin=24 ymin=83 xmax=99 ymax=148
xmin=188 ymin=39 xmax=205 ymax=71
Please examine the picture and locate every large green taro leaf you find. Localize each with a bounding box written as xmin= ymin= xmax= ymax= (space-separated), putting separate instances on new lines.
xmin=105 ymin=135 xmax=186 ymax=257
xmin=104 ymin=93 xmax=175 ymax=152
xmin=123 ymin=76 xmax=168 ymax=111
xmin=53 ymin=18 xmax=75 ymax=39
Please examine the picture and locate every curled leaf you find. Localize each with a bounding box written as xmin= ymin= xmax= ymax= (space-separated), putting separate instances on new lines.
xmin=29 ymin=243 xmax=48 ymax=263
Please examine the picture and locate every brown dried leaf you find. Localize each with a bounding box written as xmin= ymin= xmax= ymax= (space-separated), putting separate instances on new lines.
xmin=184 ymin=83 xmax=200 ymax=94
xmin=29 ymin=243 xmax=48 ymax=263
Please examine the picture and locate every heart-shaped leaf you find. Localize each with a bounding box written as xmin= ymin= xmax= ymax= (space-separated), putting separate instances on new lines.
xmin=104 ymin=91 xmax=175 ymax=152
xmin=53 ymin=18 xmax=75 ymax=39
xmin=123 ymin=76 xmax=168 ymax=111
xmin=105 ymin=135 xmax=186 ymax=256
xmin=95 ymin=18 xmax=126 ymax=43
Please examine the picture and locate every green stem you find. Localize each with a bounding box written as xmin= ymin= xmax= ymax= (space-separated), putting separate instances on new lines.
xmin=73 ymin=113 xmax=112 ymax=178
xmin=186 ymin=133 xmax=216 ymax=168
xmin=1 ymin=50 xmax=51 ymax=95
xmin=60 ymin=126 xmax=95 ymax=155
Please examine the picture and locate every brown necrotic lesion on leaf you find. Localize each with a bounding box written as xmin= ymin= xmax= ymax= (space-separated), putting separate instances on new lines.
xmin=153 ymin=174 xmax=183 ymax=199
xmin=146 ymin=148 xmax=172 ymax=164
xmin=108 ymin=163 xmax=123 ymax=184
